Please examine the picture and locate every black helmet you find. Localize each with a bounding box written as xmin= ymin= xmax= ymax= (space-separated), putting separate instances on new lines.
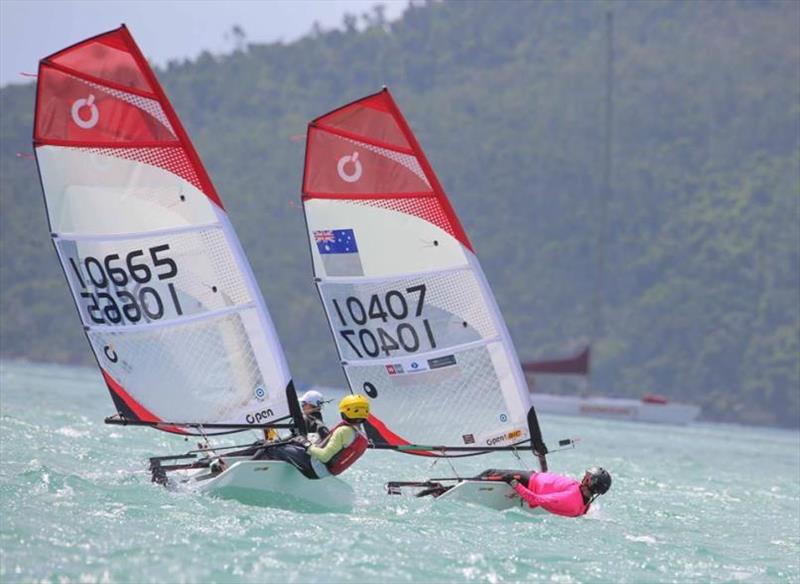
xmin=586 ymin=466 xmax=612 ymax=495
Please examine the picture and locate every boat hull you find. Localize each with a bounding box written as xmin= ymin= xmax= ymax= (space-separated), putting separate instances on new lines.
xmin=189 ymin=458 xmax=354 ymax=512
xmin=436 ymin=480 xmax=545 ymax=514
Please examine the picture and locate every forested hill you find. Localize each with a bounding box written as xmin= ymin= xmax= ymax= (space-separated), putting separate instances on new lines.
xmin=1 ymin=1 xmax=798 ymax=427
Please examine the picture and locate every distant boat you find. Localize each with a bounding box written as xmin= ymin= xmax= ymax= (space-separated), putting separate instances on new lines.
xmin=522 ymin=347 xmax=701 ymax=425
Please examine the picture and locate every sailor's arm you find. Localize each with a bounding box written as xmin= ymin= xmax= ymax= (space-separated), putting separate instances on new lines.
xmin=307 ymin=426 xmax=354 ymax=463
xmin=513 ymin=482 xmax=585 ymax=516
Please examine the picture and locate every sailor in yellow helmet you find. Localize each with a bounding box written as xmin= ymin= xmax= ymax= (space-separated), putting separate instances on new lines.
xmin=252 ymin=394 xmax=370 ymax=479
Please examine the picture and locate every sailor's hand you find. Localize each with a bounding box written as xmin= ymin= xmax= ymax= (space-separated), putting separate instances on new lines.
xmin=507 ymin=477 xmax=520 ymax=488
xmin=291 ymin=435 xmax=311 ymax=450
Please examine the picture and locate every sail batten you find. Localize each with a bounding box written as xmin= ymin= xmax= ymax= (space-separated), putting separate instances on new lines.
xmin=35 ymin=26 xmax=294 ymax=434
xmin=54 ymin=221 xmax=222 ymax=242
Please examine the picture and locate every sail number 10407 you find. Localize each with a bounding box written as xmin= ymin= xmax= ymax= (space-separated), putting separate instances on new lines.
xmin=330 ymin=285 xmax=436 ymax=358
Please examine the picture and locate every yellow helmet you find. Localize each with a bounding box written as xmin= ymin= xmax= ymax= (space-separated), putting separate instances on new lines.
xmin=339 ymin=394 xmax=370 ymax=420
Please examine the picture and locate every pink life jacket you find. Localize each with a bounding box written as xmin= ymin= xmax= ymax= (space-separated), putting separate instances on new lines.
xmin=319 ymin=421 xmax=368 ymax=476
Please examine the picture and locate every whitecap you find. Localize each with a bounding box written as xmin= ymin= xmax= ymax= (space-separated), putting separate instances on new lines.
xmin=625 ymin=534 xmax=658 ymax=545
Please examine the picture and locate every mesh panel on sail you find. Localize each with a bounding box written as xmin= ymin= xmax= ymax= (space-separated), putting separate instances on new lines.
xmin=89 ymin=308 xmax=279 ymax=422
xmin=347 ymin=344 xmax=511 ymax=445
xmin=319 ymin=270 xmax=498 ymax=361
xmin=316 ymin=93 xmax=410 ymax=150
xmin=57 ymin=227 xmax=252 ymax=327
xmin=49 ymin=30 xmax=153 ymax=92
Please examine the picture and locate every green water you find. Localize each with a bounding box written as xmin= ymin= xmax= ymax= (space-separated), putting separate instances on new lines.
xmin=1 ymin=361 xmax=798 ymax=583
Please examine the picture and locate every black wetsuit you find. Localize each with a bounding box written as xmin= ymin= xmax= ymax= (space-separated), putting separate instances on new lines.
xmin=304 ymin=411 xmax=330 ymax=439
xmin=253 ymin=443 xmax=319 ymax=479
xmin=476 ymin=468 xmax=535 ymax=484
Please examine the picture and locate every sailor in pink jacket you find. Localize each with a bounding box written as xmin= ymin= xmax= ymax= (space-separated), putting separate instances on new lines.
xmin=477 ymin=467 xmax=612 ymax=517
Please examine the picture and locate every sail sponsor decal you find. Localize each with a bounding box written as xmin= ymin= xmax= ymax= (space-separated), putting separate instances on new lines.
xmin=475 ymin=426 xmax=530 ymax=447
xmin=385 ymin=354 xmax=458 ymax=376
xmin=246 ymin=407 xmax=276 ymax=425
xmin=71 ymin=94 xmax=100 ymax=129
xmin=428 ymin=354 xmax=457 ymax=369
xmin=336 ymin=152 xmax=363 ymax=183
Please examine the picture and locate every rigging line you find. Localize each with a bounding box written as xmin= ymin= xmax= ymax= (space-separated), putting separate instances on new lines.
xmin=444 ymin=453 xmax=461 ymax=479
xmin=195 ymin=425 xmax=218 ymax=458
xmin=511 ymin=444 xmax=529 ymax=471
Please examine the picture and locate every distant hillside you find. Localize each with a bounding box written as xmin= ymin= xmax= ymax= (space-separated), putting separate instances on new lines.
xmin=1 ymin=0 xmax=798 ymax=426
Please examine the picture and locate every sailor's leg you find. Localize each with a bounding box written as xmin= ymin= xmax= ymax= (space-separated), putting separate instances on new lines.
xmin=255 ymin=444 xmax=319 ymax=479
xmin=476 ymin=469 xmax=533 ymax=483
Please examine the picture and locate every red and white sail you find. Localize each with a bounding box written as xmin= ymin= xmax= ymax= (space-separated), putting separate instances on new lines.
xmin=34 ymin=26 xmax=293 ymax=432
xmin=302 ymin=89 xmax=544 ymax=454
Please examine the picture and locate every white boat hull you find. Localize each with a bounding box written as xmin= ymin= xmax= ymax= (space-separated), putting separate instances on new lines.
xmin=187 ymin=458 xmax=354 ymax=512
xmin=436 ymin=480 xmax=545 ymax=514
xmin=530 ymin=393 xmax=700 ymax=425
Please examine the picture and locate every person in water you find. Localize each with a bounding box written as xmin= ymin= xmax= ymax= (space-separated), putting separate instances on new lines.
xmin=477 ymin=466 xmax=612 ymax=517
xmin=297 ymin=389 xmax=330 ymax=441
xmin=252 ymin=394 xmax=370 ymax=480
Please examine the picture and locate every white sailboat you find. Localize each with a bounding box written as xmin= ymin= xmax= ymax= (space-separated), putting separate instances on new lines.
xmin=33 ymin=25 xmax=351 ymax=510
xmin=300 ymin=88 xmax=565 ymax=512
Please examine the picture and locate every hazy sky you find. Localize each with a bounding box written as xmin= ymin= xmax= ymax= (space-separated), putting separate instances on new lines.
xmin=0 ymin=0 xmax=406 ymax=87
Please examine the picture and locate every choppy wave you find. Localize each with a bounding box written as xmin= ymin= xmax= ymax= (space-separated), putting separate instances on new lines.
xmin=1 ymin=361 xmax=798 ymax=583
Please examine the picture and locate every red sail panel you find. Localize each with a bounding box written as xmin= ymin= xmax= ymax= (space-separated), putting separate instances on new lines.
xmin=49 ymin=31 xmax=154 ymax=92
xmin=315 ymin=92 xmax=411 ymax=150
xmin=305 ymin=127 xmax=432 ymax=195
xmin=34 ymin=25 xmax=222 ymax=209
xmin=35 ymin=66 xmax=175 ymax=143
xmin=303 ymin=88 xmax=472 ymax=251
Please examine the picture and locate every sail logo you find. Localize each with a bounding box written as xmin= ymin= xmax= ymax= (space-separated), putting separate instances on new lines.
xmin=246 ymin=408 xmax=275 ymax=424
xmin=337 ymin=152 xmax=362 ymax=183
xmin=254 ymin=386 xmax=266 ymax=401
xmin=479 ymin=426 xmax=527 ymax=446
xmin=71 ymin=94 xmax=99 ymax=129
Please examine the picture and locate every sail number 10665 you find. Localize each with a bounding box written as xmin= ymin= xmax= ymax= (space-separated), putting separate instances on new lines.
xmin=331 ymin=285 xmax=437 ymax=358
xmin=69 ymin=244 xmax=182 ymax=325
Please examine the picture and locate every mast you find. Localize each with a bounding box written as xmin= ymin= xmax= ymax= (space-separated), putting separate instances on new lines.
xmin=591 ymin=10 xmax=614 ymax=389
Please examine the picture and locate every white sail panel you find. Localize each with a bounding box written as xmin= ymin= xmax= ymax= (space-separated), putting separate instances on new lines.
xmin=304 ymin=199 xmax=467 ymax=278
xmin=89 ymin=307 xmax=285 ymax=424
xmin=344 ymin=342 xmax=530 ymax=447
xmin=37 ymin=146 xmax=218 ymax=235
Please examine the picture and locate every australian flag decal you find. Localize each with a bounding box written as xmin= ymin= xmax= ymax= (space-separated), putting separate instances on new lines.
xmin=313 ymin=228 xmax=363 ymax=276
xmin=314 ymin=229 xmax=359 ymax=254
